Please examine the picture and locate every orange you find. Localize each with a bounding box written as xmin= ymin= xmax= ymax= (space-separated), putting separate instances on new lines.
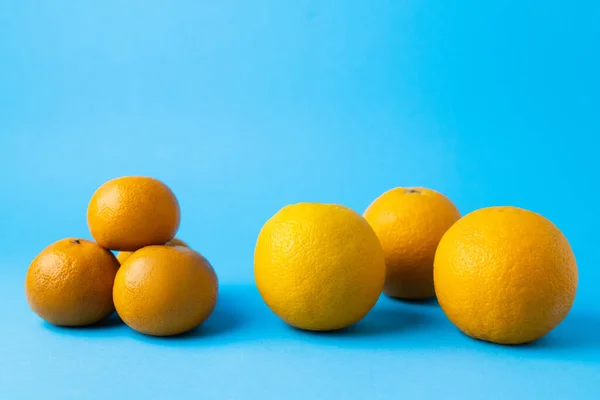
xmin=434 ymin=206 xmax=578 ymax=345
xmin=87 ymin=176 xmax=180 ymax=251
xmin=254 ymin=203 xmax=386 ymax=331
xmin=116 ymin=237 xmax=189 ymax=264
xmin=25 ymin=238 xmax=119 ymax=326
xmin=363 ymin=187 xmax=460 ymax=299
xmin=113 ymin=245 xmax=218 ymax=336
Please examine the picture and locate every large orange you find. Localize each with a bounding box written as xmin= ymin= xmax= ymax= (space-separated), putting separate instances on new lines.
xmin=113 ymin=245 xmax=218 ymax=336
xmin=25 ymin=238 xmax=119 ymax=326
xmin=87 ymin=176 xmax=180 ymax=251
xmin=116 ymin=237 xmax=189 ymax=264
xmin=363 ymin=187 xmax=461 ymax=299
xmin=254 ymin=203 xmax=386 ymax=331
xmin=434 ymin=206 xmax=578 ymax=344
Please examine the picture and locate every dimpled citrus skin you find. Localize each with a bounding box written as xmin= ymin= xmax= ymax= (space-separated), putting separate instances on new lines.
xmin=25 ymin=238 xmax=119 ymax=326
xmin=116 ymin=237 xmax=189 ymax=264
xmin=434 ymin=206 xmax=578 ymax=345
xmin=254 ymin=203 xmax=386 ymax=331
xmin=113 ymin=245 xmax=218 ymax=336
xmin=87 ymin=176 xmax=180 ymax=251
xmin=363 ymin=187 xmax=461 ymax=299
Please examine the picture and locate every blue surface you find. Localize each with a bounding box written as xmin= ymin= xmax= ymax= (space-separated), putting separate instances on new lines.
xmin=1 ymin=1 xmax=599 ymax=399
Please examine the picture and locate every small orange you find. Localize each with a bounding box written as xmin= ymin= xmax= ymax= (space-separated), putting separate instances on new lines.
xmin=254 ymin=203 xmax=386 ymax=331
xmin=116 ymin=237 xmax=189 ymax=264
xmin=87 ymin=176 xmax=180 ymax=251
xmin=363 ymin=187 xmax=460 ymax=299
xmin=113 ymin=245 xmax=218 ymax=336
xmin=434 ymin=206 xmax=578 ymax=344
xmin=25 ymin=238 xmax=119 ymax=326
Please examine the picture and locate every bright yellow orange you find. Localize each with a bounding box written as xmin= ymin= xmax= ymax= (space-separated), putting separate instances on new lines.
xmin=254 ymin=203 xmax=386 ymax=331
xmin=434 ymin=206 xmax=578 ymax=345
xmin=25 ymin=238 xmax=119 ymax=326
xmin=113 ymin=245 xmax=218 ymax=336
xmin=116 ymin=237 xmax=189 ymax=264
xmin=87 ymin=176 xmax=180 ymax=251
xmin=363 ymin=187 xmax=460 ymax=299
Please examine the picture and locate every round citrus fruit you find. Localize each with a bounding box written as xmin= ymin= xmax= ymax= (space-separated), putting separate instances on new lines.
xmin=87 ymin=176 xmax=180 ymax=251
xmin=254 ymin=203 xmax=386 ymax=331
xmin=116 ymin=237 xmax=189 ymax=264
xmin=25 ymin=238 xmax=119 ymax=326
xmin=434 ymin=206 xmax=578 ymax=345
xmin=363 ymin=187 xmax=460 ymax=299
xmin=113 ymin=245 xmax=218 ymax=336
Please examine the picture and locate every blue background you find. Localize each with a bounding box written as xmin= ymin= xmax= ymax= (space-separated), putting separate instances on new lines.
xmin=1 ymin=1 xmax=599 ymax=398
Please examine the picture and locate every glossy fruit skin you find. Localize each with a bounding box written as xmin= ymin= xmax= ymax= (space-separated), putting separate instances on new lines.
xmin=254 ymin=203 xmax=386 ymax=331
xmin=434 ymin=206 xmax=578 ymax=345
xmin=113 ymin=245 xmax=218 ymax=336
xmin=363 ymin=187 xmax=461 ymax=299
xmin=25 ymin=238 xmax=119 ymax=326
xmin=116 ymin=237 xmax=189 ymax=265
xmin=87 ymin=176 xmax=180 ymax=251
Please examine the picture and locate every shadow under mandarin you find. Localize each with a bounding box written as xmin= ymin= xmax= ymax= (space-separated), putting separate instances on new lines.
xmin=43 ymin=312 xmax=124 ymax=332
xmin=168 ymin=303 xmax=245 ymax=340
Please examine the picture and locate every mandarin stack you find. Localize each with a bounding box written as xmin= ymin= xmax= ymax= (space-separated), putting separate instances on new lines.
xmin=25 ymin=176 xmax=218 ymax=337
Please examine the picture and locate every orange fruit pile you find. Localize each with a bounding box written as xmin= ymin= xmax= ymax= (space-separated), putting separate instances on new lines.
xmin=25 ymin=176 xmax=218 ymax=337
